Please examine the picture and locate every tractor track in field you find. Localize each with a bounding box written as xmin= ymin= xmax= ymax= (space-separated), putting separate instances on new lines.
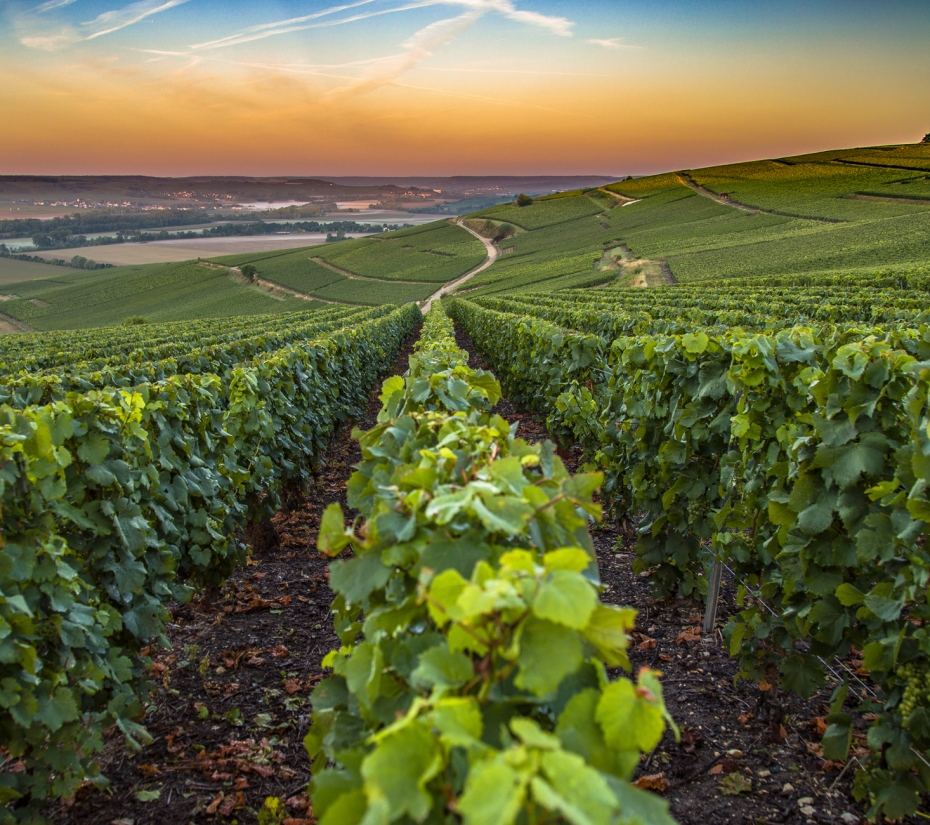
xmin=309 ymin=257 xmax=426 ymax=285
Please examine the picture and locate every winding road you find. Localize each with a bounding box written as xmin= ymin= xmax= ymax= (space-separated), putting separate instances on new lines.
xmin=421 ymin=218 xmax=499 ymax=314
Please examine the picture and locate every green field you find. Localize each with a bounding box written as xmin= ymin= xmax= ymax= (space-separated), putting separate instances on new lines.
xmin=313 ymin=222 xmax=485 ymax=283
xmin=0 ymin=261 xmax=310 ymax=331
xmin=0 ymin=256 xmax=76 ymax=285
xmin=455 ymin=142 xmax=930 ymax=296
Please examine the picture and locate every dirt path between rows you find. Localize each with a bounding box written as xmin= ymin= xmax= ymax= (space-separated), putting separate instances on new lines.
xmin=309 ymin=257 xmax=425 ymax=285
xmin=198 ymin=261 xmax=346 ymax=306
xmin=421 ymin=218 xmax=499 ymax=313
xmin=0 ymin=309 xmax=35 ymax=334
xmin=676 ymin=173 xmax=841 ymax=224
xmin=676 ymin=173 xmax=762 ymax=214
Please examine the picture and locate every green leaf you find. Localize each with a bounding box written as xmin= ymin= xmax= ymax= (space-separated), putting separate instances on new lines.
xmin=533 ymin=570 xmax=596 ymax=630
xmin=822 ymin=720 xmax=852 ymax=761
xmin=431 ymin=697 xmax=483 ymax=747
xmin=330 ymin=553 xmax=392 ymax=607
xmin=537 ymin=750 xmax=618 ymax=825
xmin=543 ymin=548 xmax=591 ymax=573
xmin=34 ymin=687 xmax=79 ymax=732
xmin=361 ymin=722 xmax=441 ymax=822
xmin=682 ymin=332 xmax=709 ymax=355
xmin=458 ymin=758 xmax=525 ymax=825
xmin=135 ymin=789 xmax=161 ymax=802
xmin=411 ymin=645 xmax=474 ymax=690
xmin=581 ymin=605 xmax=635 ymax=668
xmin=596 ymin=679 xmax=665 ymax=753
xmin=864 ymin=583 xmax=904 ymax=622
xmin=516 ymin=617 xmax=583 ymax=696
xmin=510 ymin=717 xmax=561 ymax=751
xmin=318 ymin=503 xmax=352 ymax=556
xmin=835 ymin=583 xmax=864 ymax=606
xmin=427 ymin=569 xmax=468 ymax=627
xmin=379 ymin=375 xmax=405 ymax=405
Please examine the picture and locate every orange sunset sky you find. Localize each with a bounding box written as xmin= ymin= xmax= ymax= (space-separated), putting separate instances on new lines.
xmin=2 ymin=0 xmax=929 ymax=176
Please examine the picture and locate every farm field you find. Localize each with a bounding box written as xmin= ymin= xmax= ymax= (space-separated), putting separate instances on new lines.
xmin=31 ymin=233 xmax=365 ymax=265
xmin=447 ymin=142 xmax=930 ymax=297
xmin=8 ymin=144 xmax=929 ymax=331
xmin=0 ymin=260 xmax=310 ymax=330
xmin=0 ymin=256 xmax=74 ymax=284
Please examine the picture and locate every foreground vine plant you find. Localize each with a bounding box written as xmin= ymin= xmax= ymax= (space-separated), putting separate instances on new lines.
xmin=308 ymin=306 xmax=678 ymax=825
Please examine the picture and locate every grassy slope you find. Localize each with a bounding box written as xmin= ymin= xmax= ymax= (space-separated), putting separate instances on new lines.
xmin=1 ymin=262 xmax=309 ymax=331
xmin=0 ymin=257 xmax=77 ymax=286
xmin=459 ymin=143 xmax=930 ymax=295
xmin=205 ymin=221 xmax=479 ymax=306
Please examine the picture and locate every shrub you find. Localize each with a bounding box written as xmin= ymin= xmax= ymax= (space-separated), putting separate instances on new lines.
xmin=516 ymin=193 xmax=534 ymax=207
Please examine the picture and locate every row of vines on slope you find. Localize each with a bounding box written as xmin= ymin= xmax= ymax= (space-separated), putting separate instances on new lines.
xmin=0 ymin=304 xmax=421 ymax=822
xmin=449 ymin=294 xmax=930 ymax=821
xmin=306 ymin=306 xmax=678 ymax=825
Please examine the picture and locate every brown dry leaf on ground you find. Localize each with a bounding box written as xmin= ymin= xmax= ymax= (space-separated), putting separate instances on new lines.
xmin=270 ymin=645 xmax=291 ymax=658
xmin=286 ymin=794 xmax=311 ymax=811
xmin=634 ymin=773 xmax=668 ymax=792
xmin=719 ymin=772 xmax=753 ymax=796
xmin=675 ymin=627 xmax=701 ymax=644
xmin=636 ymin=637 xmax=657 ymax=651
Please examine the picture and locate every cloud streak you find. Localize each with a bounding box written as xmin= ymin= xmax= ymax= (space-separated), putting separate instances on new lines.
xmin=19 ymin=0 xmax=190 ymax=49
xmin=192 ymin=0 xmax=573 ymax=51
xmin=588 ymin=37 xmax=639 ymax=49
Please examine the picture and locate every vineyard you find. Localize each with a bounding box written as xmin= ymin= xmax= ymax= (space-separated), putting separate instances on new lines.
xmin=3 ymin=143 xmax=930 ymax=825
xmin=447 ymin=272 xmax=930 ymax=821
xmin=0 ymin=303 xmax=420 ymax=821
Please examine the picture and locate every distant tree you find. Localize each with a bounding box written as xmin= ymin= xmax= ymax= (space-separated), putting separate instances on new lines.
xmin=240 ymin=263 xmax=257 ymax=282
xmin=0 ymin=244 xmax=9 ymax=257
xmin=922 ymin=133 xmax=930 ymax=144
xmin=494 ymin=223 xmax=516 ymax=242
xmin=70 ymin=255 xmax=87 ymax=269
xmin=516 ymin=193 xmax=533 ymax=207
xmin=625 ymin=175 xmax=634 ymax=181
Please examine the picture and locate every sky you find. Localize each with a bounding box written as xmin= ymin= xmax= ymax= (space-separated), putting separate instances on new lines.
xmin=1 ymin=0 xmax=929 ymax=176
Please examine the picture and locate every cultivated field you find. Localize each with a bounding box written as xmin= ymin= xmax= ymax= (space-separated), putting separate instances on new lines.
xmin=33 ymin=233 xmax=364 ymax=265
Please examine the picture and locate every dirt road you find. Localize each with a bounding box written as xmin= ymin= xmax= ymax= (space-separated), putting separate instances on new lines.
xmin=421 ymin=219 xmax=498 ymax=313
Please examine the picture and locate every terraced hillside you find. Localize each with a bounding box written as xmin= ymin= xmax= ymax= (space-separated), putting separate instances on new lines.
xmin=460 ymin=142 xmax=930 ymax=294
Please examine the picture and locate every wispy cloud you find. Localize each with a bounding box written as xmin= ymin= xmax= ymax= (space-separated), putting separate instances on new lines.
xmin=330 ymin=8 xmax=483 ymax=97
xmin=34 ymin=0 xmax=79 ymax=12
xmin=588 ymin=37 xmax=638 ymax=49
xmin=193 ymin=0 xmax=573 ymax=51
xmin=18 ymin=0 xmax=190 ymax=50
xmin=190 ymin=0 xmax=382 ymax=50
xmin=84 ymin=0 xmax=190 ymax=40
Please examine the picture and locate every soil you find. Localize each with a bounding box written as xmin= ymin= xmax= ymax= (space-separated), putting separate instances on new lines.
xmin=47 ymin=323 xmax=894 ymax=825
